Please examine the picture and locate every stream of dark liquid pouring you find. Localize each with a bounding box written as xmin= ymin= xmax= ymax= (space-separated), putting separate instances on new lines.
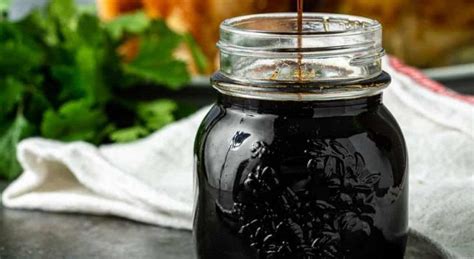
xmin=297 ymin=0 xmax=303 ymax=81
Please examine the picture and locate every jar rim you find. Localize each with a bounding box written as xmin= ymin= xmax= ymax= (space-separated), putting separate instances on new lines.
xmin=220 ymin=13 xmax=382 ymax=38
xmin=218 ymin=13 xmax=383 ymax=55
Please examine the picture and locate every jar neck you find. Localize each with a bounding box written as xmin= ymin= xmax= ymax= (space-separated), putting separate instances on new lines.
xmin=218 ymin=92 xmax=383 ymax=115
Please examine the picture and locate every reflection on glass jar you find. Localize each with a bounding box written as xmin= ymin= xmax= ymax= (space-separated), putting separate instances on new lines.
xmin=194 ymin=13 xmax=408 ymax=259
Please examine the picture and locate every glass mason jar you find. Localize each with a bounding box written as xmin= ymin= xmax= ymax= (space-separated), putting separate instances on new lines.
xmin=194 ymin=13 xmax=408 ymax=259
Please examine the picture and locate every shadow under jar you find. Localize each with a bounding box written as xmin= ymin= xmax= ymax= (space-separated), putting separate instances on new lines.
xmin=194 ymin=13 xmax=408 ymax=259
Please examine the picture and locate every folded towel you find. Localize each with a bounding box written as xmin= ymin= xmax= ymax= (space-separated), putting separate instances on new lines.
xmin=2 ymin=57 xmax=473 ymax=258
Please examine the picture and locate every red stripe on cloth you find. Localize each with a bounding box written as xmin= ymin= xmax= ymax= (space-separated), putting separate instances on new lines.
xmin=389 ymin=57 xmax=474 ymax=105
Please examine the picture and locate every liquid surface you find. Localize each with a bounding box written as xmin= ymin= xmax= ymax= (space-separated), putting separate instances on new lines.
xmin=194 ymin=92 xmax=408 ymax=259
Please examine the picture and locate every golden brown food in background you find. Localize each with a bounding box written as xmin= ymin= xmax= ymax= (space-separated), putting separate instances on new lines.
xmin=142 ymin=0 xmax=171 ymax=18
xmin=98 ymin=0 xmax=474 ymax=73
xmin=335 ymin=0 xmax=474 ymax=67
xmin=97 ymin=0 xmax=143 ymax=21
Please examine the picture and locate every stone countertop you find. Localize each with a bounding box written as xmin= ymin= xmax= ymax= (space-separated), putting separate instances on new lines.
xmin=0 ymin=181 xmax=195 ymax=259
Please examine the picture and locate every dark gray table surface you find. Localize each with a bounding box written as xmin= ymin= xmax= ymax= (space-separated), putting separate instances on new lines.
xmin=0 ymin=181 xmax=195 ymax=259
xmin=0 ymin=182 xmax=448 ymax=259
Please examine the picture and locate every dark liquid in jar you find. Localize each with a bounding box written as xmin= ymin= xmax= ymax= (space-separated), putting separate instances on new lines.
xmin=194 ymin=74 xmax=408 ymax=259
xmin=194 ymin=4 xmax=407 ymax=257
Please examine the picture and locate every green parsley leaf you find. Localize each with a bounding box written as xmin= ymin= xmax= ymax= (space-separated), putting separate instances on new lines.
xmin=0 ymin=40 xmax=42 ymax=76
xmin=110 ymin=126 xmax=149 ymax=143
xmin=0 ymin=77 xmax=24 ymax=116
xmin=40 ymin=99 xmax=107 ymax=143
xmin=51 ymin=45 xmax=110 ymax=103
xmin=17 ymin=9 xmax=63 ymax=47
xmin=74 ymin=46 xmax=110 ymax=103
xmin=0 ymin=114 xmax=31 ymax=180
xmin=105 ymin=11 xmax=150 ymax=40
xmin=124 ymin=20 xmax=190 ymax=88
xmin=138 ymin=99 xmax=177 ymax=130
xmin=0 ymin=0 xmax=11 ymax=15
xmin=124 ymin=59 xmax=189 ymax=89
xmin=77 ymin=13 xmax=104 ymax=46
xmin=77 ymin=3 xmax=97 ymax=15
xmin=47 ymin=0 xmax=77 ymax=26
xmin=0 ymin=23 xmax=43 ymax=78
xmin=23 ymin=86 xmax=51 ymax=126
xmin=49 ymin=13 xmax=113 ymax=104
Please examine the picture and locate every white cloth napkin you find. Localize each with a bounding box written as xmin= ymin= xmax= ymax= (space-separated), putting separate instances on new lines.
xmin=2 ymin=57 xmax=473 ymax=258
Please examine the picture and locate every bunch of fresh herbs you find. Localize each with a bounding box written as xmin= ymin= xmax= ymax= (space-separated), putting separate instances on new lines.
xmin=0 ymin=0 xmax=206 ymax=179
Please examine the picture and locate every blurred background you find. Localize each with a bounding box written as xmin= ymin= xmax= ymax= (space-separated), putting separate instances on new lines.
xmin=7 ymin=0 xmax=474 ymax=91
xmin=1 ymin=0 xmax=473 ymax=180
xmin=9 ymin=0 xmax=474 ymax=70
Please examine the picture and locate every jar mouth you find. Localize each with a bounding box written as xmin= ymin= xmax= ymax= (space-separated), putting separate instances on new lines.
xmin=218 ymin=13 xmax=383 ymax=56
xmin=221 ymin=13 xmax=381 ymax=37
xmin=216 ymin=13 xmax=387 ymax=100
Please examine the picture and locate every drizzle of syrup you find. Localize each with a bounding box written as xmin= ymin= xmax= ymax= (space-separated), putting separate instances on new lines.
xmin=297 ymin=0 xmax=303 ymax=82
